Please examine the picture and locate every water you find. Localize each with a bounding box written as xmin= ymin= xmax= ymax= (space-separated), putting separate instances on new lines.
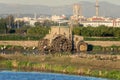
xmin=0 ymin=71 xmax=108 ymax=80
xmin=0 ymin=49 xmax=120 ymax=55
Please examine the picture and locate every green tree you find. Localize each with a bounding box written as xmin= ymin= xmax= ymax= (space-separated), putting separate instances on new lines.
xmin=73 ymin=27 xmax=80 ymax=35
xmin=114 ymin=28 xmax=120 ymax=37
xmin=27 ymin=27 xmax=50 ymax=36
xmin=73 ymin=26 xmax=120 ymax=37
xmin=34 ymin=22 xmax=43 ymax=27
xmin=5 ymin=15 xmax=14 ymax=28
xmin=14 ymin=20 xmax=26 ymax=28
xmin=0 ymin=18 xmax=7 ymax=34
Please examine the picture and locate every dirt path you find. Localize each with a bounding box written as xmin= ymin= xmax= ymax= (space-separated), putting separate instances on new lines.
xmin=86 ymin=41 xmax=120 ymax=47
xmin=0 ymin=41 xmax=120 ymax=47
xmin=0 ymin=41 xmax=38 ymax=47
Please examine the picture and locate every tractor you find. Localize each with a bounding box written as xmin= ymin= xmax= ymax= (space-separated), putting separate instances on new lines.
xmin=38 ymin=25 xmax=87 ymax=53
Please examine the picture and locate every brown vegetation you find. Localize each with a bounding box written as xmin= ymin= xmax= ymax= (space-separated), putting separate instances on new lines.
xmin=1 ymin=53 xmax=120 ymax=70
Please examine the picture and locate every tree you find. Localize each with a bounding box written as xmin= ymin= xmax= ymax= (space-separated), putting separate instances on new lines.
xmin=0 ymin=18 xmax=7 ymax=34
xmin=27 ymin=27 xmax=50 ymax=36
xmin=114 ymin=28 xmax=120 ymax=37
xmin=73 ymin=26 xmax=120 ymax=37
xmin=34 ymin=22 xmax=43 ymax=27
xmin=14 ymin=20 xmax=26 ymax=28
xmin=73 ymin=27 xmax=80 ymax=35
xmin=5 ymin=15 xmax=14 ymax=28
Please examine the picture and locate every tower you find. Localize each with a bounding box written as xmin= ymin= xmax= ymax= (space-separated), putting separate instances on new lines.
xmin=73 ymin=4 xmax=82 ymax=18
xmin=95 ymin=0 xmax=99 ymax=17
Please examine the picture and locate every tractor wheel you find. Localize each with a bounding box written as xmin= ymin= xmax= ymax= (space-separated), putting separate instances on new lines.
xmin=51 ymin=35 xmax=72 ymax=52
xmin=77 ymin=41 xmax=87 ymax=52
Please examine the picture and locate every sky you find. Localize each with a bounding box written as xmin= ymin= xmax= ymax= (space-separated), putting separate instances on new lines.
xmin=0 ymin=0 xmax=120 ymax=6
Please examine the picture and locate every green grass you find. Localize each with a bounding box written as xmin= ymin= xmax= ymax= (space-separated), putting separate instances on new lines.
xmin=92 ymin=46 xmax=102 ymax=51
xmin=0 ymin=34 xmax=44 ymax=41
xmin=0 ymin=34 xmax=120 ymax=41
xmin=90 ymin=45 xmax=120 ymax=53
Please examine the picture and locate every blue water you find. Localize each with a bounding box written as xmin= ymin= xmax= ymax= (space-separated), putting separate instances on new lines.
xmin=0 ymin=71 xmax=108 ymax=80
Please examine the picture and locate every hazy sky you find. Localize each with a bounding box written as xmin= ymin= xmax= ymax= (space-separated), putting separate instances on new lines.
xmin=0 ymin=0 xmax=120 ymax=6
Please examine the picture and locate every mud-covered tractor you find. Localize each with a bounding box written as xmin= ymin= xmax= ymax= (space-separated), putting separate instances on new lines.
xmin=38 ymin=26 xmax=87 ymax=53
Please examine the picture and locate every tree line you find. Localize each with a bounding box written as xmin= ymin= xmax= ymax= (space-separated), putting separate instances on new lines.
xmin=0 ymin=15 xmax=120 ymax=38
xmin=0 ymin=15 xmax=54 ymax=35
xmin=73 ymin=26 xmax=120 ymax=37
xmin=0 ymin=15 xmax=26 ymax=34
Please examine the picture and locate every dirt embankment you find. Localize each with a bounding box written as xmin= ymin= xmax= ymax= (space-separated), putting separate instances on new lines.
xmin=85 ymin=41 xmax=120 ymax=47
xmin=0 ymin=41 xmax=38 ymax=47
xmin=0 ymin=41 xmax=120 ymax=47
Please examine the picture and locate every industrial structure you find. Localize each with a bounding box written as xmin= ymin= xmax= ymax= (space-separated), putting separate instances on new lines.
xmin=73 ymin=4 xmax=82 ymax=19
xmin=95 ymin=0 xmax=99 ymax=17
xmin=71 ymin=0 xmax=120 ymax=27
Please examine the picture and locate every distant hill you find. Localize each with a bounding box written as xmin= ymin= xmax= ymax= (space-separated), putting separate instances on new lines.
xmin=0 ymin=1 xmax=120 ymax=17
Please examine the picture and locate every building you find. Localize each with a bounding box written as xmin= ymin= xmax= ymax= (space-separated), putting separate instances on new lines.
xmin=80 ymin=17 xmax=120 ymax=27
xmin=51 ymin=15 xmax=66 ymax=22
xmin=81 ymin=21 xmax=113 ymax=27
xmin=15 ymin=16 xmax=51 ymax=26
xmin=77 ymin=0 xmax=120 ymax=27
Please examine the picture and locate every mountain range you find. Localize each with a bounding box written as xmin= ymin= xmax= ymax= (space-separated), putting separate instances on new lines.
xmin=0 ymin=1 xmax=120 ymax=17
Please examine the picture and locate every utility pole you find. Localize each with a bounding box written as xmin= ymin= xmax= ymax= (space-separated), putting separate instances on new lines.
xmin=34 ymin=13 xmax=37 ymax=20
xmin=17 ymin=13 xmax=20 ymax=28
xmin=8 ymin=16 xmax=11 ymax=28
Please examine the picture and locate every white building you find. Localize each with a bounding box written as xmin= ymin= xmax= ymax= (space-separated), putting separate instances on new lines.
xmin=15 ymin=15 xmax=52 ymax=26
xmin=81 ymin=21 xmax=113 ymax=27
xmin=51 ymin=15 xmax=66 ymax=22
xmin=80 ymin=16 xmax=120 ymax=27
xmin=15 ymin=17 xmax=32 ymax=22
xmin=29 ymin=19 xmax=37 ymax=26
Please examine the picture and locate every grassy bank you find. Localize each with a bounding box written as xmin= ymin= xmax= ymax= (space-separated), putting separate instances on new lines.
xmin=0 ymin=34 xmax=120 ymax=41
xmin=90 ymin=45 xmax=120 ymax=52
xmin=0 ymin=53 xmax=120 ymax=79
xmin=0 ymin=34 xmax=43 ymax=41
